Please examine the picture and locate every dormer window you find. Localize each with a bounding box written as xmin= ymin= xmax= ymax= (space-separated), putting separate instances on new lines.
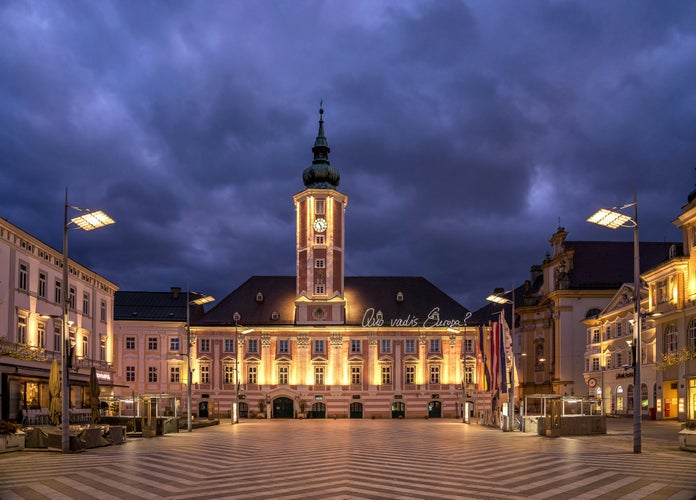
xmin=271 ymin=311 xmax=280 ymax=321
xmin=256 ymin=292 xmax=264 ymax=303
xmin=396 ymin=291 xmax=404 ymax=302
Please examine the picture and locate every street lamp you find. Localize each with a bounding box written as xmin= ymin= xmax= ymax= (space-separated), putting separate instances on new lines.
xmin=587 ymin=191 xmax=641 ymax=453
xmin=486 ymin=287 xmax=515 ymax=431
xmin=185 ymin=291 xmax=215 ymax=432
xmin=61 ymin=188 xmax=114 ymax=453
xmin=231 ymin=312 xmax=254 ymax=424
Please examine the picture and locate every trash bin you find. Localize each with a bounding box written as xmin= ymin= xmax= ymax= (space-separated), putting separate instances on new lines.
xmin=649 ymin=407 xmax=656 ymax=420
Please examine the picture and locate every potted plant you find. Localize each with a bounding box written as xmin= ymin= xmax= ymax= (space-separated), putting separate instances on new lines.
xmin=0 ymin=420 xmax=25 ymax=453
xmin=257 ymin=399 xmax=266 ymax=419
xmin=298 ymin=400 xmax=306 ymax=419
xmin=678 ymin=421 xmax=696 ymax=452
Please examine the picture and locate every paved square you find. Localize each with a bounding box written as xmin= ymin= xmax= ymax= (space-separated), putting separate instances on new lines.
xmin=1 ymin=419 xmax=695 ymax=499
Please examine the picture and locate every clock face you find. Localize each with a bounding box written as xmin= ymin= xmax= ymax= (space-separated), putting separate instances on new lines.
xmin=313 ymin=218 xmax=327 ymax=232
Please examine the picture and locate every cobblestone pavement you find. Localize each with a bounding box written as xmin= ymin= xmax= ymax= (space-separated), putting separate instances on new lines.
xmin=1 ymin=418 xmax=695 ymax=499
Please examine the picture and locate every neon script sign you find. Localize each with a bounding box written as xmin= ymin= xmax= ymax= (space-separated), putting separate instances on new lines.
xmin=361 ymin=307 xmax=471 ymax=329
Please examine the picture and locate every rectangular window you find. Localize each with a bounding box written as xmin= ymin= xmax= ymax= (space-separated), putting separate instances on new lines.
xmin=38 ymin=272 xmax=47 ymax=299
xmin=69 ymin=287 xmax=76 ymax=310
xmin=126 ymin=337 xmax=136 ymax=350
xmin=592 ymin=329 xmax=600 ymax=343
xmin=351 ymin=366 xmax=361 ymax=385
xmin=200 ymin=338 xmax=210 ymax=352
xmin=170 ymin=337 xmax=180 ymax=352
xmin=381 ymin=365 xmax=392 ymax=385
xmin=54 ymin=324 xmax=61 ymax=352
xmin=605 ymin=325 xmax=612 ymax=340
xmin=224 ymin=339 xmax=234 ymax=353
xmin=616 ymin=323 xmax=622 ymax=338
xmin=315 ymin=259 xmax=325 ymax=268
xmin=316 ymin=235 xmax=325 ymax=245
xmin=247 ymin=366 xmax=257 ymax=384
xmin=38 ymin=322 xmax=46 ymax=349
xmin=100 ymin=300 xmax=107 ymax=322
xmin=148 ymin=337 xmax=158 ymax=350
xmin=315 ymin=285 xmax=325 ymax=294
xmin=429 ymin=366 xmax=440 ymax=384
xmin=82 ymin=292 xmax=90 ymax=315
xmin=55 ymin=280 xmax=62 ymax=304
xmin=82 ymin=335 xmax=88 ymax=359
xmin=351 ymin=339 xmax=361 ymax=353
xmin=148 ymin=366 xmax=158 ymax=383
xmin=405 ymin=365 xmax=416 ymax=384
xmin=314 ymin=339 xmax=325 ymax=354
xmin=592 ymin=358 xmax=600 ymax=371
xmin=278 ymin=339 xmax=289 ymax=353
xmin=224 ymin=365 xmax=235 ymax=384
xmin=19 ymin=262 xmax=28 ymax=291
xmin=200 ymin=365 xmax=210 ymax=384
xmin=405 ymin=339 xmax=416 ymax=353
xmin=278 ymin=366 xmax=289 ymax=385
xmin=380 ymin=339 xmax=391 ymax=353
xmin=17 ymin=316 xmax=27 ymax=344
xmin=429 ymin=339 xmax=441 ymax=353
xmin=606 ymin=353 xmax=612 ymax=369
xmin=100 ymin=338 xmax=106 ymax=361
xmin=314 ymin=366 xmax=325 ymax=385
xmin=316 ymin=199 xmax=325 ymax=214
xmin=616 ymin=353 xmax=623 ymax=368
xmin=463 ymin=339 xmax=474 ymax=353
xmin=465 ymin=365 xmax=474 ymax=384
xmin=126 ymin=366 xmax=135 ymax=382
xmin=247 ymin=339 xmax=258 ymax=353
xmin=170 ymin=366 xmax=180 ymax=383
xmin=657 ymin=280 xmax=668 ymax=303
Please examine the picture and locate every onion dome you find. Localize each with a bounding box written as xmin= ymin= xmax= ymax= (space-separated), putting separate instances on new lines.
xmin=302 ymin=105 xmax=340 ymax=188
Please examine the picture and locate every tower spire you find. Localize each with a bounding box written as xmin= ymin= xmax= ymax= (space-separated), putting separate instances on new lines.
xmin=302 ymin=103 xmax=340 ymax=188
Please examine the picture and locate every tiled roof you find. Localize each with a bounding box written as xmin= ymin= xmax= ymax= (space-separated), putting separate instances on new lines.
xmin=198 ymin=276 xmax=474 ymax=327
xmin=114 ymin=290 xmax=208 ymax=321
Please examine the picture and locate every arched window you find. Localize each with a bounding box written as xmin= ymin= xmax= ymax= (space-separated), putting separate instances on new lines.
xmin=586 ymin=308 xmax=601 ymax=319
xmin=688 ymin=319 xmax=696 ymax=350
xmin=627 ymin=384 xmax=634 ymax=411
xmin=641 ymin=383 xmax=648 ymax=411
xmin=664 ymin=324 xmax=678 ymax=354
xmin=616 ymin=385 xmax=624 ymax=411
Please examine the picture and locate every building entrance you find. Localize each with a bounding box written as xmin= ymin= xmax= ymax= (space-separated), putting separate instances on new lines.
xmin=428 ymin=400 xmax=442 ymax=418
xmin=273 ymin=397 xmax=294 ymax=418
xmin=391 ymin=401 xmax=405 ymax=418
xmin=349 ymin=402 xmax=363 ymax=418
xmin=311 ymin=402 xmax=326 ymax=418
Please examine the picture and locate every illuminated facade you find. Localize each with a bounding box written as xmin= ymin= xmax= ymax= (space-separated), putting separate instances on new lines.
xmin=643 ymin=188 xmax=696 ymax=421
xmin=113 ymin=108 xmax=480 ymax=419
xmin=0 ymin=217 xmax=118 ymax=421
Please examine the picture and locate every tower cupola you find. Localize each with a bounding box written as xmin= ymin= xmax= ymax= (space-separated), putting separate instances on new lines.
xmin=302 ymin=105 xmax=340 ymax=189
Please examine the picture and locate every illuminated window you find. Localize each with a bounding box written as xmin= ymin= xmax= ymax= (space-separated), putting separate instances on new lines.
xmin=148 ymin=366 xmax=158 ymax=383
xmin=82 ymin=335 xmax=88 ymax=358
xmin=316 ymin=199 xmax=325 ymax=214
xmin=38 ymin=272 xmax=47 ymax=299
xmin=126 ymin=366 xmax=135 ymax=382
xmin=37 ymin=322 xmax=46 ymax=349
xmin=224 ymin=365 xmax=234 ymax=384
xmin=616 ymin=385 xmax=624 ymax=411
xmin=247 ymin=366 xmax=257 ymax=384
xmin=664 ymin=324 xmax=678 ymax=353
xmin=381 ymin=365 xmax=392 ymax=385
xmin=351 ymin=366 xmax=361 ymax=385
xmin=429 ymin=365 xmax=440 ymax=384
xmin=405 ymin=365 xmax=416 ymax=384
xmin=200 ymin=365 xmax=210 ymax=384
xmin=18 ymin=262 xmax=28 ymax=291
xmin=688 ymin=319 xmax=696 ymax=350
xmin=17 ymin=316 xmax=27 ymax=344
xmin=278 ymin=366 xmax=289 ymax=385
xmin=314 ymin=366 xmax=324 ymax=385
xmin=657 ymin=280 xmax=668 ymax=303
xmin=100 ymin=338 xmax=106 ymax=361
xmin=170 ymin=366 xmax=180 ymax=383
xmin=126 ymin=337 xmax=136 ymax=350
xmin=405 ymin=339 xmax=416 ymax=353
xmin=465 ymin=364 xmax=474 ymax=384
xmin=147 ymin=337 xmax=158 ymax=350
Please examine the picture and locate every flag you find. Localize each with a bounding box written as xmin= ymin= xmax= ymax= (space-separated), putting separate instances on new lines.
xmin=478 ymin=325 xmax=490 ymax=392
xmin=501 ymin=311 xmax=519 ymax=398
xmin=490 ymin=320 xmax=500 ymax=392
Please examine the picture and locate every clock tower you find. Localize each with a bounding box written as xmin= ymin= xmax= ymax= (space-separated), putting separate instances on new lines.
xmin=293 ymin=106 xmax=347 ymax=325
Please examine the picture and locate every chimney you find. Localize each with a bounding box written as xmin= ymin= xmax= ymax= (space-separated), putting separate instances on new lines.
xmin=171 ymin=287 xmax=182 ymax=299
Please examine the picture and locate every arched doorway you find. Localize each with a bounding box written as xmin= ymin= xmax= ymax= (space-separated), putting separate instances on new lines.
xmin=391 ymin=401 xmax=405 ymax=418
xmin=273 ymin=397 xmax=294 ymax=418
xmin=428 ymin=400 xmax=442 ymax=418
xmin=349 ymin=402 xmax=363 ymax=418
xmin=311 ymin=402 xmax=326 ymax=418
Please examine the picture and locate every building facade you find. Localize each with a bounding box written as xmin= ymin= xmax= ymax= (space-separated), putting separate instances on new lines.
xmin=0 ymin=217 xmax=118 ymax=421
xmin=113 ymin=108 xmax=482 ymax=419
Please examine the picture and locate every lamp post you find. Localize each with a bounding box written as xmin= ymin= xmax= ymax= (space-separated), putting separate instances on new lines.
xmin=185 ymin=291 xmax=215 ymax=432
xmin=233 ymin=312 xmax=241 ymax=424
xmin=486 ymin=287 xmax=516 ymax=431
xmin=587 ymin=190 xmax=641 ymax=453
xmin=61 ymin=188 xmax=115 ymax=453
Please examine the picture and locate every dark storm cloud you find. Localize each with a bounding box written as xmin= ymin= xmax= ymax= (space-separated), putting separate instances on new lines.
xmin=1 ymin=0 xmax=695 ymax=310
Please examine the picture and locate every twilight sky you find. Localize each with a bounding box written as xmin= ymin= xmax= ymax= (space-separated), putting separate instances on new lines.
xmin=1 ymin=1 xmax=695 ymax=311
